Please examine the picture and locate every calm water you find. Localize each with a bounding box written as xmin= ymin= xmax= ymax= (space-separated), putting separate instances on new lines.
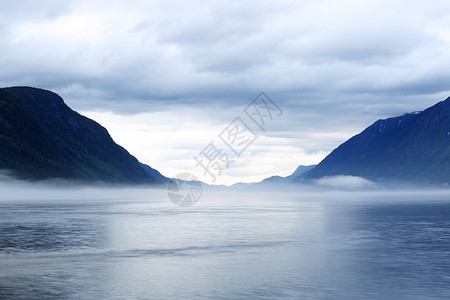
xmin=1 ymin=189 xmax=450 ymax=299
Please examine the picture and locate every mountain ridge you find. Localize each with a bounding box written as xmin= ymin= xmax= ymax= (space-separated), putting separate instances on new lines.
xmin=0 ymin=86 xmax=164 ymax=184
xmin=259 ymin=165 xmax=316 ymax=184
xmin=298 ymin=96 xmax=450 ymax=184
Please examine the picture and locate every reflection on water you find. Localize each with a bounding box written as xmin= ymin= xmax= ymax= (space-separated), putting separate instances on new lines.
xmin=1 ymin=191 xmax=450 ymax=299
xmin=0 ymin=207 xmax=106 ymax=253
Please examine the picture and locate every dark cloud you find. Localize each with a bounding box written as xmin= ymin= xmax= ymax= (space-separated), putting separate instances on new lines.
xmin=1 ymin=0 xmax=449 ymax=109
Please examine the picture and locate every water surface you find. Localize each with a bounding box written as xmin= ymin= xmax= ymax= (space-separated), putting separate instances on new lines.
xmin=1 ymin=189 xmax=450 ymax=299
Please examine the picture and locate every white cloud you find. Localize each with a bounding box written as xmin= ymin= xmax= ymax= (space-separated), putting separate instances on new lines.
xmin=2 ymin=0 xmax=450 ymax=184
xmin=81 ymin=109 xmax=326 ymax=185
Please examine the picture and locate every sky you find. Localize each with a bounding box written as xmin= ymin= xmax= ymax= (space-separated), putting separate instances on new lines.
xmin=1 ymin=0 xmax=450 ymax=185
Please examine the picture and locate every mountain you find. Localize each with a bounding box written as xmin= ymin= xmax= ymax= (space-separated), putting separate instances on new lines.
xmin=259 ymin=165 xmax=316 ymax=184
xmin=230 ymin=165 xmax=316 ymax=188
xmin=300 ymin=96 xmax=450 ymax=184
xmin=0 ymin=86 xmax=163 ymax=184
xmin=140 ymin=163 xmax=171 ymax=184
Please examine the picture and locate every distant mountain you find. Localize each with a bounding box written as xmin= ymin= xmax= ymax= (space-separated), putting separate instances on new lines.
xmin=0 ymin=86 xmax=163 ymax=184
xmin=231 ymin=165 xmax=316 ymax=188
xmin=300 ymin=96 xmax=450 ymax=185
xmin=259 ymin=165 xmax=316 ymax=184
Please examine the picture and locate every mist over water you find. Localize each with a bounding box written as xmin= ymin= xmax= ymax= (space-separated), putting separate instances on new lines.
xmin=1 ymin=181 xmax=450 ymax=299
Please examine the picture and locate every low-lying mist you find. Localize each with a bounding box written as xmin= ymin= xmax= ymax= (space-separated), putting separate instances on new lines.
xmin=1 ymin=173 xmax=449 ymax=206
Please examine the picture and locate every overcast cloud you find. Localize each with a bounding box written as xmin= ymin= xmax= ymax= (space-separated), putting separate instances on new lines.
xmin=1 ymin=0 xmax=450 ymax=184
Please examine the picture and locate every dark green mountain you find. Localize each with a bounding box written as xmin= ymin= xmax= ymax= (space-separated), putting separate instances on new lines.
xmin=301 ymin=96 xmax=450 ymax=184
xmin=0 ymin=86 xmax=163 ymax=184
xmin=140 ymin=163 xmax=171 ymax=184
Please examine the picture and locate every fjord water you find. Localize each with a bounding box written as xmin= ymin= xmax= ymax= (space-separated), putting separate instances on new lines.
xmin=1 ymin=188 xmax=450 ymax=299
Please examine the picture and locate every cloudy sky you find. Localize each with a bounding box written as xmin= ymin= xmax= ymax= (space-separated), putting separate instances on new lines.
xmin=1 ymin=0 xmax=450 ymax=184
